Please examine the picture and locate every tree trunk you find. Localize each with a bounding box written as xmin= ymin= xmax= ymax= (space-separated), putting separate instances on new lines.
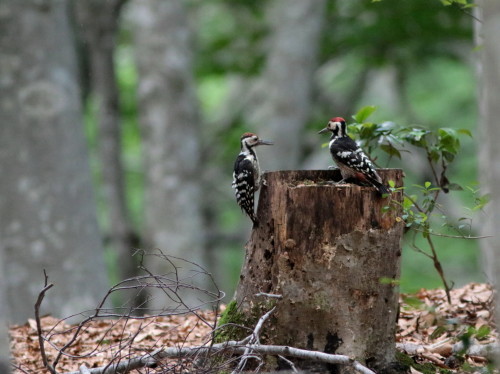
xmin=0 ymin=0 xmax=108 ymax=323
xmin=74 ymin=0 xmax=138 ymax=283
xmin=474 ymin=0 xmax=500 ymax=368
xmin=475 ymin=0 xmax=500 ymax=285
xmin=130 ymin=0 xmax=208 ymax=309
xmin=249 ymin=0 xmax=326 ymax=170
xmin=235 ymin=169 xmax=404 ymax=373
xmin=0 ymin=248 xmax=11 ymax=374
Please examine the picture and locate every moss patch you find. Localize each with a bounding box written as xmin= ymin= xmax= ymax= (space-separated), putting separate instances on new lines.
xmin=396 ymin=351 xmax=452 ymax=374
xmin=214 ymin=300 xmax=248 ymax=343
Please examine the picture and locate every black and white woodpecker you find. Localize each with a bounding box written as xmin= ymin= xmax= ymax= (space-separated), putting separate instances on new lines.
xmin=232 ymin=132 xmax=273 ymax=225
xmin=318 ymin=117 xmax=390 ymax=195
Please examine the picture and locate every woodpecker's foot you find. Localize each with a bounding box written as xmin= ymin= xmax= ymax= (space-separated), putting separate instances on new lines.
xmin=335 ymin=179 xmax=348 ymax=185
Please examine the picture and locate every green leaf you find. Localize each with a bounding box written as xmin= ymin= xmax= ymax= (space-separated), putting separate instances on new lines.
xmin=476 ymin=325 xmax=491 ymax=340
xmin=457 ymin=128 xmax=472 ymax=138
xmin=388 ymin=179 xmax=396 ymax=188
xmin=380 ymin=143 xmax=402 ymax=159
xmin=403 ymin=196 xmax=414 ymax=210
xmin=438 ymin=128 xmax=460 ymax=155
xmin=353 ymin=106 xmax=377 ymax=123
xmin=424 ymin=181 xmax=431 ymax=189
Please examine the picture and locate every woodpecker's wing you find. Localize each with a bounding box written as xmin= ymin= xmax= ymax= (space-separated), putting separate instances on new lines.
xmin=330 ymin=137 xmax=383 ymax=186
xmin=232 ymin=154 xmax=257 ymax=222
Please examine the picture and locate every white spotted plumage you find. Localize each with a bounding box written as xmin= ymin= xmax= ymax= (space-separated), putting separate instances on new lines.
xmin=232 ymin=132 xmax=273 ymax=225
xmin=319 ymin=117 xmax=390 ymax=195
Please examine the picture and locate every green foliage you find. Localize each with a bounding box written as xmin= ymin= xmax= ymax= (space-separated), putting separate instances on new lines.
xmin=440 ymin=0 xmax=475 ymax=9
xmin=347 ymin=106 xmax=485 ymax=301
xmin=321 ymin=0 xmax=472 ymax=67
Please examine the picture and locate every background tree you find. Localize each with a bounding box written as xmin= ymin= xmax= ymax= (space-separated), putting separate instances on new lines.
xmin=0 ymin=248 xmax=11 ymax=373
xmin=474 ymin=5 xmax=500 ymax=365
xmin=475 ymin=0 xmax=500 ymax=285
xmin=248 ymin=0 xmax=326 ymax=170
xmin=74 ymin=0 xmax=138 ymax=284
xmin=129 ymin=0 xmax=208 ymax=308
xmin=0 ymin=0 xmax=108 ymax=323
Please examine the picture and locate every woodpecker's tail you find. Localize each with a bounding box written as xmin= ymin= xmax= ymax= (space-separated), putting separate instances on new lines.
xmin=372 ymin=180 xmax=391 ymax=196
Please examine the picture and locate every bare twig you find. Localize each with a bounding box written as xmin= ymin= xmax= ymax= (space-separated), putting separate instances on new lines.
xmin=35 ymin=270 xmax=55 ymax=374
xmin=254 ymin=292 xmax=283 ymax=299
xmin=232 ymin=306 xmax=276 ymax=373
xmin=278 ymin=355 xmax=298 ymax=372
xmin=34 ymin=251 xmax=224 ymax=374
xmin=411 ymin=227 xmax=492 ymax=240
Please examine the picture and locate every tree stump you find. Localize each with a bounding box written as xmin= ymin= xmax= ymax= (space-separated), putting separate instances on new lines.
xmin=234 ymin=169 xmax=404 ymax=373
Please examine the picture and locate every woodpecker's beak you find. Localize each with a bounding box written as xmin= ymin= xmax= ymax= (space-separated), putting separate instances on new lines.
xmin=318 ymin=127 xmax=329 ymax=134
xmin=258 ymin=140 xmax=274 ymax=146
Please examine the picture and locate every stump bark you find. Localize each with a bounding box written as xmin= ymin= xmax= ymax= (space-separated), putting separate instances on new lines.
xmin=234 ymin=169 xmax=404 ymax=373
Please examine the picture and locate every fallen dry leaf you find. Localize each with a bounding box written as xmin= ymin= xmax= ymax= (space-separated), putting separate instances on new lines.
xmin=9 ymin=283 xmax=498 ymax=373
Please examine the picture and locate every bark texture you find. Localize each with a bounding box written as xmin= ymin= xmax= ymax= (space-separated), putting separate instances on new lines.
xmin=249 ymin=0 xmax=326 ymax=170
xmin=235 ymin=169 xmax=404 ymax=373
xmin=130 ymin=0 xmax=207 ymax=308
xmin=0 ymin=0 xmax=108 ymax=323
xmin=75 ymin=0 xmax=138 ymax=282
xmin=475 ymin=0 xmax=500 ymax=285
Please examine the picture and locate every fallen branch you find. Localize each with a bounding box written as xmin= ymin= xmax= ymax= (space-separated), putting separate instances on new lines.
xmin=63 ymin=341 xmax=376 ymax=374
xmin=397 ymin=341 xmax=499 ymax=359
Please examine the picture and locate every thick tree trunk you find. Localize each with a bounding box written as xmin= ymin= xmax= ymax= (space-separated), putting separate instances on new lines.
xmin=74 ymin=0 xmax=138 ymax=282
xmin=0 ymin=0 xmax=108 ymax=323
xmin=130 ymin=0 xmax=208 ymax=309
xmin=235 ymin=169 xmax=403 ymax=373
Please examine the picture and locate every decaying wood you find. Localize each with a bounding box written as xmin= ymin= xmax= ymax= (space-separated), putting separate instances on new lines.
xmin=235 ymin=169 xmax=404 ymax=372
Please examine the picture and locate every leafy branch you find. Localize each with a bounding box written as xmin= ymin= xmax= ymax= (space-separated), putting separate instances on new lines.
xmin=349 ymin=106 xmax=487 ymax=302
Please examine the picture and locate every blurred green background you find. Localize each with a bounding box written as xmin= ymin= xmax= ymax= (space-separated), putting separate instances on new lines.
xmin=85 ymin=0 xmax=483 ymax=298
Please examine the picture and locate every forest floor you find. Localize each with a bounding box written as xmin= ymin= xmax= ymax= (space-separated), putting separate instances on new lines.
xmin=9 ymin=283 xmax=496 ymax=374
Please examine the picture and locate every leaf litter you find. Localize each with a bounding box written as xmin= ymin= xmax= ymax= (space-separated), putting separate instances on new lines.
xmin=9 ymin=283 xmax=497 ymax=373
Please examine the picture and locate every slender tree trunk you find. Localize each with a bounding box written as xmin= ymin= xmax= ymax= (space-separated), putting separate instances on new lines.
xmin=249 ymin=0 xmax=326 ymax=170
xmin=474 ymin=3 xmax=500 ymax=369
xmin=0 ymin=248 xmax=10 ymax=374
xmin=0 ymin=0 xmax=108 ymax=323
xmin=234 ymin=169 xmax=404 ymax=373
xmin=475 ymin=0 xmax=500 ymax=285
xmin=74 ymin=0 xmax=138 ymax=282
xmin=130 ymin=0 xmax=208 ymax=308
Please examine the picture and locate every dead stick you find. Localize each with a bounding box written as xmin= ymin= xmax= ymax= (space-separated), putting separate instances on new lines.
xmin=35 ymin=271 xmax=55 ymax=374
xmin=62 ymin=341 xmax=375 ymax=374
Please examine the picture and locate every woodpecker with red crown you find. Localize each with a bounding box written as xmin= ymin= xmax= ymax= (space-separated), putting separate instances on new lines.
xmin=319 ymin=117 xmax=390 ymax=195
xmin=232 ymin=132 xmax=273 ymax=225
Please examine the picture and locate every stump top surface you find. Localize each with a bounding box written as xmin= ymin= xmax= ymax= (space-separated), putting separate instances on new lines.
xmin=263 ymin=169 xmax=403 ymax=187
